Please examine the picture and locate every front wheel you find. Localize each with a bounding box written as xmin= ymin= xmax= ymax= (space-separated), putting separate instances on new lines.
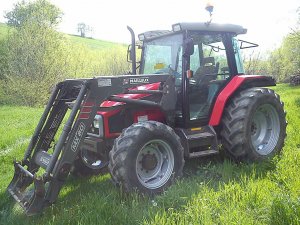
xmin=71 ymin=148 xmax=108 ymax=177
xmin=108 ymin=121 xmax=184 ymax=194
xmin=221 ymin=88 xmax=287 ymax=161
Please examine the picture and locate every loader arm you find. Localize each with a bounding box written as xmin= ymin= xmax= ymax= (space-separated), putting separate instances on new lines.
xmin=7 ymin=74 xmax=176 ymax=215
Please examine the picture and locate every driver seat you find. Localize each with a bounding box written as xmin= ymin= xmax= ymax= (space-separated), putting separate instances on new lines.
xmin=194 ymin=57 xmax=218 ymax=85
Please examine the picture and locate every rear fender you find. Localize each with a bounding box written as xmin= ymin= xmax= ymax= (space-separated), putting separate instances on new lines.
xmin=209 ymin=75 xmax=276 ymax=126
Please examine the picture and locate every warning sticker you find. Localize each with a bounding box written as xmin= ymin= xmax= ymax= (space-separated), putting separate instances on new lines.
xmin=98 ymin=78 xmax=112 ymax=87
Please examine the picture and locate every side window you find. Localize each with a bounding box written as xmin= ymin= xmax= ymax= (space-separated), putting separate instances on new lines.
xmin=202 ymin=41 xmax=229 ymax=79
xmin=233 ymin=38 xmax=245 ymax=74
xmin=190 ymin=45 xmax=200 ymax=71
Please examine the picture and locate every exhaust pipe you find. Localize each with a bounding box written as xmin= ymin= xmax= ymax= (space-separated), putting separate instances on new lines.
xmin=127 ymin=26 xmax=137 ymax=75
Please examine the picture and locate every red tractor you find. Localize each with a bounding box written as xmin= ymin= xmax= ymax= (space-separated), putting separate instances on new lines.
xmin=8 ymin=21 xmax=286 ymax=215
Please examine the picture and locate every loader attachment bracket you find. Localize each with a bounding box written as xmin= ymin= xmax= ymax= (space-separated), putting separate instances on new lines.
xmin=7 ymin=161 xmax=46 ymax=216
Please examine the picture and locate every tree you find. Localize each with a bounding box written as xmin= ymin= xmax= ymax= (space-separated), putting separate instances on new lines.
xmin=4 ymin=0 xmax=62 ymax=29
xmin=77 ymin=22 xmax=93 ymax=38
xmin=77 ymin=23 xmax=87 ymax=37
xmin=1 ymin=0 xmax=68 ymax=106
xmin=262 ymin=7 xmax=300 ymax=82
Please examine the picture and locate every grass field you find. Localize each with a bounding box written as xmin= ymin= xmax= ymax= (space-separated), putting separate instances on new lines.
xmin=0 ymin=84 xmax=299 ymax=225
xmin=67 ymin=34 xmax=125 ymax=50
xmin=0 ymin=22 xmax=124 ymax=50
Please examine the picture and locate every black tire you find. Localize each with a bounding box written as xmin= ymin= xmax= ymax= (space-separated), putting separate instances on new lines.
xmin=108 ymin=121 xmax=184 ymax=194
xmin=221 ymin=88 xmax=287 ymax=162
xmin=71 ymin=148 xmax=108 ymax=177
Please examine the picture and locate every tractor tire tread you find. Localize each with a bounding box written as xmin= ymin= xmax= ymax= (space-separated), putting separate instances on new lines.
xmin=109 ymin=121 xmax=184 ymax=194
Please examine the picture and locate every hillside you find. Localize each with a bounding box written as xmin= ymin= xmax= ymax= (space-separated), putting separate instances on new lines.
xmin=0 ymin=22 xmax=123 ymax=50
xmin=68 ymin=34 xmax=125 ymax=50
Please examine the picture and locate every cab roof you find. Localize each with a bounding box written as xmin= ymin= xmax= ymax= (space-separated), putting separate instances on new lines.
xmin=173 ymin=22 xmax=247 ymax=35
xmin=138 ymin=22 xmax=247 ymax=41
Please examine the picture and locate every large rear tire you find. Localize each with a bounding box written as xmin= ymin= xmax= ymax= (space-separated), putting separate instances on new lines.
xmin=108 ymin=121 xmax=184 ymax=194
xmin=221 ymin=88 xmax=287 ymax=161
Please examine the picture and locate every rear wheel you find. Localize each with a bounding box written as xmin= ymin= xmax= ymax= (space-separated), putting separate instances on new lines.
xmin=109 ymin=121 xmax=184 ymax=194
xmin=221 ymin=88 xmax=287 ymax=161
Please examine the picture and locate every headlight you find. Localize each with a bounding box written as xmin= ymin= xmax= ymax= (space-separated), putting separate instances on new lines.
xmin=93 ymin=115 xmax=102 ymax=129
xmin=88 ymin=114 xmax=104 ymax=137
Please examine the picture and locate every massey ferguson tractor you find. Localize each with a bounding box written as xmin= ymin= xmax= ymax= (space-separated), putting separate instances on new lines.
xmin=7 ymin=18 xmax=287 ymax=215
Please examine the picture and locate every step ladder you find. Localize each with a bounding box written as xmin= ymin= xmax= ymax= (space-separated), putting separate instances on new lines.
xmin=176 ymin=125 xmax=219 ymax=158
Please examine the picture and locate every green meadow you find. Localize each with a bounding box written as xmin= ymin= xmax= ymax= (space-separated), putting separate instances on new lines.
xmin=0 ymin=84 xmax=299 ymax=225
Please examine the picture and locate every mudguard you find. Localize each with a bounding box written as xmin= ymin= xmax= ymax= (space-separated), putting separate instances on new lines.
xmin=209 ymin=75 xmax=276 ymax=126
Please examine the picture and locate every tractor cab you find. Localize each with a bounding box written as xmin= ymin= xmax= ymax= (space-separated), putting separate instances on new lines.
xmin=133 ymin=22 xmax=247 ymax=127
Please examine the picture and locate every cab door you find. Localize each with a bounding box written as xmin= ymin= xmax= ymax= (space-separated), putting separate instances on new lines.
xmin=187 ymin=33 xmax=231 ymax=124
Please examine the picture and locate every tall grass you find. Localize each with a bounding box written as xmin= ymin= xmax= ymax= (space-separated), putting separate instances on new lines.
xmin=0 ymin=84 xmax=299 ymax=224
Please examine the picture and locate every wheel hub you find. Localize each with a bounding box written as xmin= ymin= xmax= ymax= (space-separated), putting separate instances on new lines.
xmin=136 ymin=139 xmax=174 ymax=189
xmin=141 ymin=153 xmax=158 ymax=171
xmin=251 ymin=123 xmax=257 ymax=135
xmin=250 ymin=104 xmax=280 ymax=155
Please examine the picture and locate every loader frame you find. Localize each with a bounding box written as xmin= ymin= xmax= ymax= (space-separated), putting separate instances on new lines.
xmin=8 ymin=74 xmax=176 ymax=215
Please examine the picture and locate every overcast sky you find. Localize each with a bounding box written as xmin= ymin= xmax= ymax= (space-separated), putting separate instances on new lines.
xmin=0 ymin=0 xmax=299 ymax=52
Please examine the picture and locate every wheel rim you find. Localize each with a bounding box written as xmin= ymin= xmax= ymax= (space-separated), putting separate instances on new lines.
xmin=81 ymin=149 xmax=107 ymax=170
xmin=250 ymin=104 xmax=280 ymax=155
xmin=136 ymin=139 xmax=174 ymax=189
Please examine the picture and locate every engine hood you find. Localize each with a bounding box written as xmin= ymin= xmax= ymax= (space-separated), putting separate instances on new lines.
xmin=100 ymin=82 xmax=160 ymax=107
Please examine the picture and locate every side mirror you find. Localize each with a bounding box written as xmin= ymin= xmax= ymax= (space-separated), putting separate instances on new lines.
xmin=238 ymin=39 xmax=259 ymax=49
xmin=183 ymin=38 xmax=194 ymax=57
xmin=127 ymin=44 xmax=133 ymax=62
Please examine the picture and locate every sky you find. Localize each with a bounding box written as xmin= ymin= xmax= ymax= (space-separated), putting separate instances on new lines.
xmin=0 ymin=0 xmax=299 ymax=52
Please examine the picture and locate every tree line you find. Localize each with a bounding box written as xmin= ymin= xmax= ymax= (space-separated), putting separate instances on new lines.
xmin=0 ymin=0 xmax=299 ymax=106
xmin=0 ymin=0 xmax=130 ymax=106
xmin=243 ymin=9 xmax=300 ymax=82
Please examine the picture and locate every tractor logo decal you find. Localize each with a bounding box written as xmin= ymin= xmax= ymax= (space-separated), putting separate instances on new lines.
xmin=71 ymin=122 xmax=86 ymax=152
xmin=129 ymin=77 xmax=149 ymax=84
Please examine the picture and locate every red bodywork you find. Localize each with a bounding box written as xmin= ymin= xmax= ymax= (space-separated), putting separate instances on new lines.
xmin=209 ymin=75 xmax=264 ymax=126
xmin=84 ymin=75 xmax=266 ymax=138
xmin=98 ymin=82 xmax=165 ymax=138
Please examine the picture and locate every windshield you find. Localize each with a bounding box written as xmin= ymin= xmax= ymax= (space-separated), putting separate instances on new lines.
xmin=141 ymin=34 xmax=183 ymax=75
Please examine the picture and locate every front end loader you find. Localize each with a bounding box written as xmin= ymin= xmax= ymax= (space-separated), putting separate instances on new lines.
xmin=7 ymin=75 xmax=176 ymax=215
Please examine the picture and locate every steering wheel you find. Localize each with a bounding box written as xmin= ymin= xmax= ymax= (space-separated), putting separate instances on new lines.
xmin=167 ymin=65 xmax=180 ymax=78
